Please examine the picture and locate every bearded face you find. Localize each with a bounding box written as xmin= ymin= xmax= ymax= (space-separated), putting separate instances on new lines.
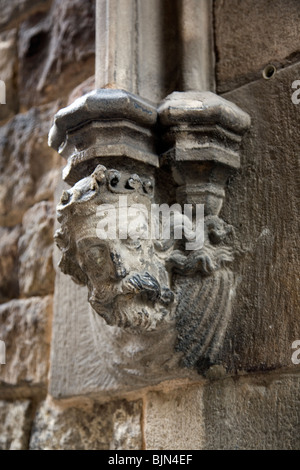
xmin=55 ymin=164 xmax=175 ymax=333
xmin=74 ymin=234 xmax=174 ymax=332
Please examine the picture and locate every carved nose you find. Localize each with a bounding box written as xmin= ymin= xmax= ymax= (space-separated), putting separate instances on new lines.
xmin=109 ymin=252 xmax=127 ymax=279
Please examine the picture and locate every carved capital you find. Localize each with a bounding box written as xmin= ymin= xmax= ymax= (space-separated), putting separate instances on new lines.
xmin=48 ymin=89 xmax=158 ymax=185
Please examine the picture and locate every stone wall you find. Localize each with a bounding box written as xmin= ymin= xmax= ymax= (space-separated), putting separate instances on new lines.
xmin=0 ymin=0 xmax=299 ymax=450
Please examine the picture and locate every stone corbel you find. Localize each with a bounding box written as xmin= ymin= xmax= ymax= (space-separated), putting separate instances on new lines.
xmin=49 ymin=88 xmax=250 ymax=373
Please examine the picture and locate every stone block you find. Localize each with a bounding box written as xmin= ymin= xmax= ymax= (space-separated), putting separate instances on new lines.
xmin=0 ymin=101 xmax=62 ymax=227
xmin=0 ymin=0 xmax=51 ymax=31
xmin=218 ymin=61 xmax=300 ymax=372
xmin=0 ymin=400 xmax=32 ymax=450
xmin=29 ymin=397 xmax=142 ymax=450
xmin=144 ymin=371 xmax=300 ymax=450
xmin=18 ymin=0 xmax=95 ymax=107
xmin=18 ymin=201 xmax=55 ymax=297
xmin=144 ymin=386 xmax=205 ymax=450
xmin=203 ymin=372 xmax=300 ymax=450
xmin=0 ymin=296 xmax=52 ymax=386
xmin=0 ymin=225 xmax=21 ymax=303
xmin=214 ymin=0 xmax=300 ymax=92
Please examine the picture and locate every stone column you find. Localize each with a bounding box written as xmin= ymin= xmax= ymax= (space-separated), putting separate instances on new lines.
xmin=179 ymin=0 xmax=215 ymax=92
xmin=96 ymin=0 xmax=215 ymax=101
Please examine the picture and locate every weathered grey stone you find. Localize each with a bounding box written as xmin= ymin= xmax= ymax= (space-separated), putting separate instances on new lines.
xmin=96 ymin=0 xmax=215 ymax=103
xmin=50 ymin=0 xmax=298 ymax=401
xmin=18 ymin=0 xmax=95 ymax=107
xmin=18 ymin=201 xmax=55 ymax=297
xmin=29 ymin=397 xmax=142 ymax=450
xmin=0 ymin=296 xmax=52 ymax=386
xmin=110 ymin=402 xmax=143 ymax=450
xmin=158 ymin=90 xmax=250 ymax=168
xmin=0 ymin=400 xmax=32 ymax=450
xmin=49 ymin=89 xmax=157 ymax=152
xmin=48 ymin=89 xmax=159 ymax=184
xmin=214 ymin=0 xmax=300 ymax=92
xmin=96 ymin=0 xmax=215 ymax=102
xmin=144 ymin=385 xmax=205 ymax=450
xmin=0 ymin=225 xmax=20 ymax=303
xmin=0 ymin=29 xmax=18 ymax=123
xmin=203 ymin=372 xmax=300 ymax=450
xmin=218 ymin=61 xmax=300 ymax=372
xmin=0 ymin=102 xmax=61 ymax=227
xmin=179 ymin=0 xmax=215 ymax=92
xmin=96 ymin=0 xmax=174 ymax=103
xmin=49 ymin=258 xmax=196 ymax=397
xmin=144 ymin=371 xmax=300 ymax=450
xmin=159 ymin=91 xmax=250 ymax=136
xmin=67 ymin=75 xmax=95 ymax=105
xmin=50 ymin=88 xmax=250 ymax=382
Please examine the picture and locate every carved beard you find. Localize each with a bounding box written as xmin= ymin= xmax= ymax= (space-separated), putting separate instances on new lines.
xmin=88 ymin=272 xmax=174 ymax=332
xmin=168 ymin=244 xmax=236 ymax=371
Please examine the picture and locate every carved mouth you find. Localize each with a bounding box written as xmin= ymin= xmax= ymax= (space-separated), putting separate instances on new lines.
xmin=88 ymin=270 xmax=175 ymax=330
xmin=89 ymin=272 xmax=174 ymax=310
xmin=89 ymin=283 xmax=174 ymax=332
xmin=126 ymin=272 xmax=161 ymax=302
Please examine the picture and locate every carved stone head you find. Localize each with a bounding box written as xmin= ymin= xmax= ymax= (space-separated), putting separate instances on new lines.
xmin=55 ymin=165 xmax=175 ymax=333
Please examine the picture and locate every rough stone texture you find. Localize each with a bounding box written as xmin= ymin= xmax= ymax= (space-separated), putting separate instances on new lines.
xmin=49 ymin=256 xmax=194 ymax=397
xmin=0 ymin=400 xmax=32 ymax=450
xmin=144 ymin=371 xmax=300 ymax=450
xmin=0 ymin=102 xmax=62 ymax=227
xmin=203 ymin=372 xmax=300 ymax=450
xmin=67 ymin=75 xmax=95 ymax=105
xmin=96 ymin=0 xmax=185 ymax=103
xmin=48 ymin=89 xmax=159 ymax=184
xmin=217 ymin=61 xmax=300 ymax=372
xmin=29 ymin=397 xmax=142 ymax=450
xmin=0 ymin=296 xmax=52 ymax=386
xmin=0 ymin=0 xmax=51 ymax=31
xmin=0 ymin=29 xmax=18 ymax=123
xmin=144 ymin=385 xmax=205 ymax=450
xmin=110 ymin=402 xmax=143 ymax=450
xmin=214 ymin=0 xmax=300 ymax=92
xmin=18 ymin=0 xmax=95 ymax=108
xmin=18 ymin=201 xmax=55 ymax=297
xmin=0 ymin=225 xmax=21 ymax=303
